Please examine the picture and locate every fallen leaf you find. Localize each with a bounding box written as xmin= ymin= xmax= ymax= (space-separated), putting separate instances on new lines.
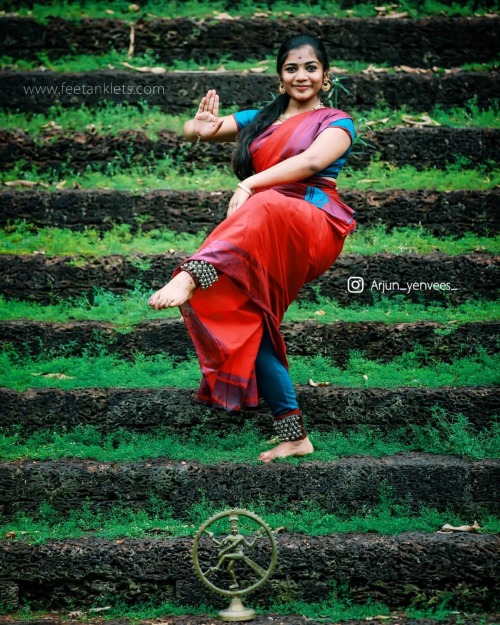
xmin=32 ymin=250 xmax=46 ymax=255
xmin=364 ymin=118 xmax=390 ymax=126
xmin=401 ymin=114 xmax=441 ymax=127
xmin=383 ymin=11 xmax=409 ymax=18
xmin=67 ymin=612 xmax=85 ymax=618
xmin=363 ymin=374 xmax=369 ymax=380
xmin=439 ymin=521 xmax=481 ymax=533
xmin=56 ymin=179 xmax=67 ymax=189
xmin=31 ymin=372 xmax=76 ymax=380
xmin=105 ymin=9 xmax=114 ymax=14
xmin=315 ymin=310 xmax=327 ymax=316
xmin=362 ymin=64 xmax=389 ymax=74
xmin=5 ymin=532 xmax=15 ymax=539
xmin=129 ymin=4 xmax=140 ymax=11
xmin=309 ymin=378 xmax=331 ymax=387
xmin=4 ymin=179 xmax=38 ymax=187
xmin=214 ymin=12 xmax=234 ymax=19
xmin=89 ymin=606 xmax=111 ymax=613
xmin=249 ymin=67 xmax=266 ymax=73
xmin=121 ymin=61 xmax=167 ymax=74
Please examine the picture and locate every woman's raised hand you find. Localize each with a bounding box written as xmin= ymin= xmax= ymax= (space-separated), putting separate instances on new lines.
xmin=193 ymin=89 xmax=224 ymax=139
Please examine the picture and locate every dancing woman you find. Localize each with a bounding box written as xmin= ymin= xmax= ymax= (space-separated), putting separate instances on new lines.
xmin=149 ymin=34 xmax=357 ymax=462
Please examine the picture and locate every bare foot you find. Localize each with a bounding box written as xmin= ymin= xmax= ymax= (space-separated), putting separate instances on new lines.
xmin=259 ymin=437 xmax=314 ymax=463
xmin=148 ymin=271 xmax=197 ymax=310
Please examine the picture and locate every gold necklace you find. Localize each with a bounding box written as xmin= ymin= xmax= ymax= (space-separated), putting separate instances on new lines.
xmin=277 ymin=103 xmax=324 ymax=124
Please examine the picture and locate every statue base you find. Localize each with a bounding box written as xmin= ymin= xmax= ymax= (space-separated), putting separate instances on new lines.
xmin=219 ymin=597 xmax=256 ymax=621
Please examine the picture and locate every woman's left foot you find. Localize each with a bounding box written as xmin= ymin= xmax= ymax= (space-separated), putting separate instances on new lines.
xmin=258 ymin=437 xmax=314 ymax=463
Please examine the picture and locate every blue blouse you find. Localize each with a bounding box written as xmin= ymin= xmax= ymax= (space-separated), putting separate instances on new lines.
xmin=233 ymin=108 xmax=355 ymax=179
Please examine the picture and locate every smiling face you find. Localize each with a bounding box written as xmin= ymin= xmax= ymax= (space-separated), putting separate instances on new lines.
xmin=280 ymin=45 xmax=327 ymax=106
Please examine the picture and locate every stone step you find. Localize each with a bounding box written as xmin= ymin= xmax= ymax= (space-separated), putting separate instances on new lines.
xmin=0 ymin=70 xmax=496 ymax=113
xmin=2 ymin=319 xmax=498 ymax=364
xmin=2 ymin=386 xmax=497 ymax=434
xmin=1 ymin=15 xmax=498 ymax=67
xmin=1 ymin=454 xmax=499 ymax=520
xmin=1 ymin=616 xmax=499 ymax=625
xmin=1 ymin=127 xmax=498 ymax=172
xmin=1 ymin=189 xmax=498 ymax=236
xmin=0 ymin=532 xmax=498 ymax=611
xmin=0 ymin=252 xmax=497 ymax=304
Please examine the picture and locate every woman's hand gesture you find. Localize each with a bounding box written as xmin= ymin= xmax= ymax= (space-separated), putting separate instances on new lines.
xmin=193 ymin=89 xmax=224 ymax=140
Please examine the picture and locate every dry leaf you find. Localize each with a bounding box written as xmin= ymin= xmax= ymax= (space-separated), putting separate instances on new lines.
xmin=383 ymin=11 xmax=409 ymax=18
xmin=401 ymin=114 xmax=441 ymax=128
xmin=129 ymin=4 xmax=140 ymax=11
xmin=363 ymin=374 xmax=369 ymax=380
xmin=358 ymin=178 xmax=380 ymax=183
xmin=5 ymin=532 xmax=15 ymax=539
xmin=439 ymin=521 xmax=481 ymax=533
xmin=249 ymin=67 xmax=266 ymax=73
xmin=128 ymin=23 xmax=135 ymax=58
xmin=32 ymin=372 xmax=76 ymax=380
xmin=67 ymin=611 xmax=85 ymax=619
xmin=214 ymin=12 xmax=234 ymax=19
xmin=4 ymin=179 xmax=38 ymax=187
xmin=56 ymin=179 xmax=67 ymax=189
xmin=309 ymin=378 xmax=331 ymax=387
xmin=315 ymin=310 xmax=327 ymax=316
xmin=105 ymin=9 xmax=114 ymax=14
xmin=362 ymin=64 xmax=389 ymax=74
xmin=32 ymin=250 xmax=46 ymax=255
xmin=89 ymin=606 xmax=111 ymax=613
xmin=121 ymin=61 xmax=167 ymax=74
xmin=364 ymin=118 xmax=390 ymax=127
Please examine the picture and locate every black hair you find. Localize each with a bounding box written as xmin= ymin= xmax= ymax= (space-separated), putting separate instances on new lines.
xmin=232 ymin=34 xmax=330 ymax=181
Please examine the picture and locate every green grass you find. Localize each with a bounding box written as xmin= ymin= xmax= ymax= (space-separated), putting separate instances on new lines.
xmin=1 ymin=50 xmax=498 ymax=76
xmin=1 ymin=343 xmax=498 ymax=392
xmin=5 ymin=0 xmax=497 ymax=22
xmin=1 ymin=288 xmax=499 ymax=326
xmin=2 ymin=405 xmax=499 ymax=462
xmin=1 ymin=493 xmax=498 ymax=545
xmin=2 ymin=157 xmax=498 ymax=192
xmin=1 ymin=221 xmax=498 ymax=256
xmin=1 ymin=100 xmax=498 ymax=141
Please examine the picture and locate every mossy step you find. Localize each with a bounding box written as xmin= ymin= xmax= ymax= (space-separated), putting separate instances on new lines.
xmin=1 ymin=16 xmax=498 ymax=67
xmin=2 ymin=616 xmax=500 ymax=625
xmin=1 ymin=127 xmax=498 ymax=172
xmin=1 ymin=188 xmax=498 ymax=236
xmin=1 ymin=454 xmax=499 ymax=520
xmin=2 ymin=386 xmax=496 ymax=434
xmin=0 ymin=252 xmax=497 ymax=304
xmin=2 ymin=319 xmax=497 ymax=364
xmin=0 ymin=70 xmax=496 ymax=113
xmin=0 ymin=533 xmax=498 ymax=610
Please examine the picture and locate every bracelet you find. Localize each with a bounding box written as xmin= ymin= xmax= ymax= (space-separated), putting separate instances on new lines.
xmin=237 ymin=182 xmax=254 ymax=196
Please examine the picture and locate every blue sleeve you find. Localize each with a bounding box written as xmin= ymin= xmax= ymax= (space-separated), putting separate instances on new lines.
xmin=233 ymin=109 xmax=260 ymax=130
xmin=328 ymin=117 xmax=355 ymax=144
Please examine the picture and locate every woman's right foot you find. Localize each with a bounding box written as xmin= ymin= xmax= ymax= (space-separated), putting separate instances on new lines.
xmin=148 ymin=271 xmax=197 ymax=309
xmin=258 ymin=437 xmax=314 ymax=463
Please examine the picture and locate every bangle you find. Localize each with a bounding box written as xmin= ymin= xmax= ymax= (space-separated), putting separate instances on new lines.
xmin=237 ymin=182 xmax=254 ymax=196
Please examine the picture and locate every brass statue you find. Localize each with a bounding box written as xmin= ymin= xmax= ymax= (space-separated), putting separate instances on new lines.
xmin=192 ymin=509 xmax=278 ymax=621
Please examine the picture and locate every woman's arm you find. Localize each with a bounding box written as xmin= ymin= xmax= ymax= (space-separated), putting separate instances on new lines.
xmin=227 ymin=127 xmax=352 ymax=215
xmin=183 ymin=89 xmax=239 ymax=143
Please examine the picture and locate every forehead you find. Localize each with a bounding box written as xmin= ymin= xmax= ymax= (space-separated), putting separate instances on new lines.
xmin=283 ymin=45 xmax=320 ymax=65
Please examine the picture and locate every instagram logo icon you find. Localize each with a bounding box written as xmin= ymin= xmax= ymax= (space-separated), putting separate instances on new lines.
xmin=347 ymin=276 xmax=364 ymax=293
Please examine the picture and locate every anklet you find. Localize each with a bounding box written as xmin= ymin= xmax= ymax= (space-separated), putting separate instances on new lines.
xmin=180 ymin=260 xmax=219 ymax=290
xmin=274 ymin=409 xmax=307 ymax=442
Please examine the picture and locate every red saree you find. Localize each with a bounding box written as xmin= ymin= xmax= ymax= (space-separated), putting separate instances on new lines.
xmin=177 ymin=108 xmax=357 ymax=412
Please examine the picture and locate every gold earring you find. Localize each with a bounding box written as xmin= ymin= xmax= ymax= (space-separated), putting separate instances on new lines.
xmin=278 ymin=82 xmax=285 ymax=95
xmin=322 ymin=79 xmax=331 ymax=93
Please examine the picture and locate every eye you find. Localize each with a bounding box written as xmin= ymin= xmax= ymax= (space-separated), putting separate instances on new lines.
xmin=285 ymin=66 xmax=296 ymax=72
xmin=307 ymin=65 xmax=318 ymax=71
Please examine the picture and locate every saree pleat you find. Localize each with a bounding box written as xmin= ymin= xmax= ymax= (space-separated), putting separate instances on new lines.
xmin=177 ymin=108 xmax=355 ymax=412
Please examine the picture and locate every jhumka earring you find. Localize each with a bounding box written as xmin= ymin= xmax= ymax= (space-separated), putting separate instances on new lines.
xmin=322 ymin=79 xmax=331 ymax=92
xmin=278 ymin=82 xmax=285 ymax=95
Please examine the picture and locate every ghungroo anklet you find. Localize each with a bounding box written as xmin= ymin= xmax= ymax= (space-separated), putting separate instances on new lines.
xmin=180 ymin=260 xmax=219 ymax=290
xmin=274 ymin=409 xmax=307 ymax=442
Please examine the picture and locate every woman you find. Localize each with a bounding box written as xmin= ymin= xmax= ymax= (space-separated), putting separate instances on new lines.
xmin=148 ymin=34 xmax=357 ymax=463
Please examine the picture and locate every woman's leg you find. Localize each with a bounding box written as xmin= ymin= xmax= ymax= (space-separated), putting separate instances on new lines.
xmin=255 ymin=328 xmax=314 ymax=462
